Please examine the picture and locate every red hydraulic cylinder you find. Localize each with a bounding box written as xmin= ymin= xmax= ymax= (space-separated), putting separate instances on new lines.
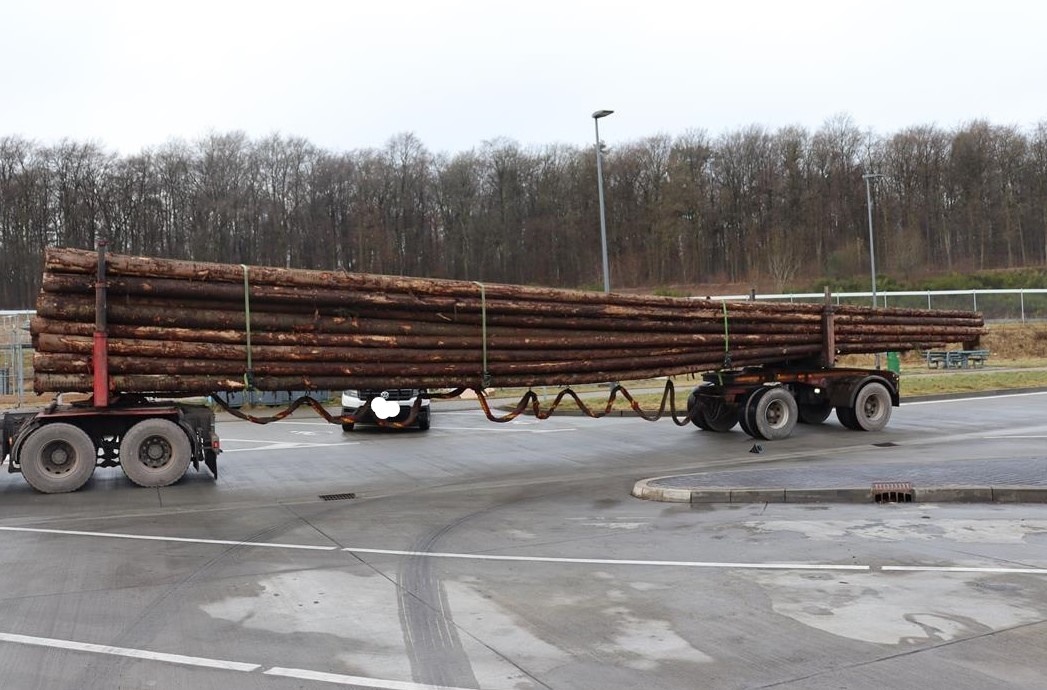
xmin=93 ymin=241 xmax=109 ymax=408
xmin=92 ymin=331 xmax=108 ymax=407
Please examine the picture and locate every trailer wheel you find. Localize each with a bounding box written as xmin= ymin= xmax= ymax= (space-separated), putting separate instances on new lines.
xmin=750 ymin=387 xmax=798 ymax=440
xmin=738 ymin=389 xmax=762 ymax=437
xmin=852 ymin=381 xmax=892 ymax=431
xmin=689 ymin=384 xmax=738 ymax=432
xmin=835 ymin=405 xmax=860 ymax=430
xmin=19 ymin=423 xmax=97 ymax=494
xmin=686 ymin=387 xmax=709 ymax=428
xmin=798 ymin=400 xmax=833 ymax=424
xmin=119 ymin=419 xmax=192 ymax=487
xmin=341 ymin=422 xmax=355 ymax=432
xmin=703 ymin=398 xmax=739 ymax=432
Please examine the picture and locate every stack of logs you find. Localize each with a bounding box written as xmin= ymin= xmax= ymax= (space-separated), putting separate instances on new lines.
xmin=30 ymin=247 xmax=985 ymax=395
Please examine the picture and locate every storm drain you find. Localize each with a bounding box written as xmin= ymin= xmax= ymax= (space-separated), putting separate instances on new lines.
xmin=872 ymin=482 xmax=913 ymax=503
xmin=319 ymin=492 xmax=357 ymax=501
xmin=873 ymin=442 xmax=899 ymax=448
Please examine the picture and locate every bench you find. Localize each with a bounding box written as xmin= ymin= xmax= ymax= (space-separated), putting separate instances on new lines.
xmin=924 ymin=349 xmax=990 ymax=369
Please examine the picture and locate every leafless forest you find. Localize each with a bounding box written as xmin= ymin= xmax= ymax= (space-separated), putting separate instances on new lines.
xmin=2 ymin=116 xmax=1046 ymax=309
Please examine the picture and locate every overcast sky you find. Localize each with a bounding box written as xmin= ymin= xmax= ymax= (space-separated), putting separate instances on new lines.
xmin=2 ymin=0 xmax=1045 ymax=156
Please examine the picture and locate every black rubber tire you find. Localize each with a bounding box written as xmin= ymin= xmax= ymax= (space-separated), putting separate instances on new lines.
xmin=798 ymin=400 xmax=833 ymax=425
xmin=852 ymin=381 xmax=892 ymax=431
xmin=687 ymin=387 xmax=710 ymax=429
xmin=751 ymin=387 xmax=798 ymax=440
xmin=119 ymin=418 xmax=191 ymax=487
xmin=19 ymin=423 xmax=97 ymax=494
xmin=738 ymin=389 xmax=764 ymax=438
xmin=836 ymin=405 xmax=860 ymax=430
xmin=689 ymin=384 xmax=737 ymax=432
xmin=702 ymin=398 xmax=739 ymax=432
xmin=417 ymin=408 xmax=431 ymax=431
xmin=341 ymin=422 xmax=355 ymax=432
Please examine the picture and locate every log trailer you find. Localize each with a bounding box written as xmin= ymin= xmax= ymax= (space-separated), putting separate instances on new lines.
xmin=1 ymin=247 xmax=937 ymax=494
xmin=2 ymin=245 xmax=222 ymax=494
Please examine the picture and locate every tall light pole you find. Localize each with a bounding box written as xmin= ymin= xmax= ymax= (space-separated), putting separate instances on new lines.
xmin=593 ymin=109 xmax=614 ymax=293
xmin=864 ymin=172 xmax=885 ymax=369
xmin=863 ymin=172 xmax=885 ymax=308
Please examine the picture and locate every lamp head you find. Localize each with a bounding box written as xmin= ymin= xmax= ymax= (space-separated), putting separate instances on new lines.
xmin=592 ymin=109 xmax=614 ymax=119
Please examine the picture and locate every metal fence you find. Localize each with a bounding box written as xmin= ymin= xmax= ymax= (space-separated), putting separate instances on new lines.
xmin=709 ymin=289 xmax=1047 ymax=323
xmin=0 ymin=310 xmax=33 ymax=405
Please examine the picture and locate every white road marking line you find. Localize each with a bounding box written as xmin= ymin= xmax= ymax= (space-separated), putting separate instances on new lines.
xmin=882 ymin=565 xmax=1047 ymax=575
xmin=902 ymin=390 xmax=1047 ymax=406
xmin=0 ymin=525 xmax=860 ymax=571
xmin=426 ymin=426 xmax=577 ymax=433
xmin=3 ymin=525 xmax=1045 ymax=576
xmin=219 ymin=438 xmax=338 ymax=444
xmin=218 ymin=437 xmax=284 ymax=443
xmin=0 ymin=632 xmax=481 ymax=689
xmin=0 ymin=632 xmax=259 ymax=672
xmin=980 ymin=435 xmax=1047 ymax=439
xmin=264 ymin=667 xmax=479 ymax=689
xmin=258 ymin=420 xmax=338 ymax=426
xmin=220 ymin=441 xmax=354 ymax=452
xmin=340 ymin=547 xmax=869 ymax=571
xmin=0 ymin=526 xmax=338 ymax=550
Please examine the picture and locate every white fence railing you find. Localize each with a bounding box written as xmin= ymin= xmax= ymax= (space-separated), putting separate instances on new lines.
xmin=709 ymin=289 xmax=1047 ymax=322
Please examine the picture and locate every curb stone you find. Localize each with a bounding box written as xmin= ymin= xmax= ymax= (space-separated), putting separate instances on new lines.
xmin=631 ymin=479 xmax=1047 ymax=504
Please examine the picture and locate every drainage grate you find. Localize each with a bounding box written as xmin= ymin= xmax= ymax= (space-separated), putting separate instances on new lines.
xmin=872 ymin=482 xmax=913 ymax=503
xmin=873 ymin=442 xmax=898 ymax=448
xmin=319 ymin=492 xmax=357 ymax=501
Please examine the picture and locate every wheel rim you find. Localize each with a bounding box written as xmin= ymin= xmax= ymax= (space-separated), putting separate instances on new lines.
xmin=765 ymin=400 xmax=789 ymax=429
xmin=137 ymin=435 xmax=173 ymax=468
xmin=41 ymin=440 xmax=77 ymax=476
xmin=863 ymin=396 xmax=883 ymax=421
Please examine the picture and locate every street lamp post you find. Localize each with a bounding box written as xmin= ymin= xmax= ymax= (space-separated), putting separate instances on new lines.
xmin=863 ymin=172 xmax=885 ymax=308
xmin=863 ymin=172 xmax=885 ymax=368
xmin=593 ymin=109 xmax=614 ymax=293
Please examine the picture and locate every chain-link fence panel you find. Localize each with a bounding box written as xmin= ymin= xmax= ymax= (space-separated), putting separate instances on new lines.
xmin=0 ymin=311 xmax=34 ymax=404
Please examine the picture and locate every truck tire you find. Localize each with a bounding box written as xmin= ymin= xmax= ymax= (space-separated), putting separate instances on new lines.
xmin=750 ymin=387 xmax=798 ymax=440
xmin=119 ymin=419 xmax=192 ymax=487
xmin=19 ymin=423 xmax=97 ymax=494
xmin=851 ymin=381 xmax=892 ymax=431
xmin=417 ymin=408 xmax=431 ymax=431
xmin=690 ymin=384 xmax=738 ymax=432
xmin=798 ymin=400 xmax=833 ymax=424
xmin=704 ymin=402 xmax=739 ymax=432
xmin=835 ymin=405 xmax=860 ymax=430
xmin=341 ymin=422 xmax=355 ymax=432
xmin=686 ymin=387 xmax=709 ymax=429
xmin=738 ymin=389 xmax=762 ymax=437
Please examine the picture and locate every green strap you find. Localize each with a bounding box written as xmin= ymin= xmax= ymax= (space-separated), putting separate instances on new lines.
xmin=721 ymin=301 xmax=730 ymax=350
xmin=473 ymin=281 xmax=491 ymax=388
xmin=721 ymin=300 xmax=732 ymax=369
xmin=242 ymin=264 xmax=254 ymax=389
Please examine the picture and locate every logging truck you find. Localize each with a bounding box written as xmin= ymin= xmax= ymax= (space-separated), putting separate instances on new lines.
xmin=1 ymin=244 xmax=981 ymax=494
